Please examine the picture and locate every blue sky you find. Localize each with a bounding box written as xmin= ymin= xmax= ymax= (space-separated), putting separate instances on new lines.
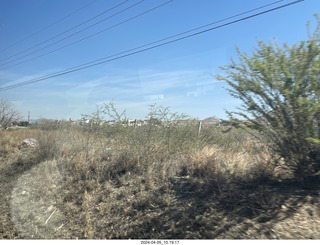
xmin=0 ymin=0 xmax=319 ymax=121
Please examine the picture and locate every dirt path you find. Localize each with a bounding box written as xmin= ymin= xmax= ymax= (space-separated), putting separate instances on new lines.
xmin=9 ymin=161 xmax=67 ymax=239
xmin=0 ymin=159 xmax=24 ymax=239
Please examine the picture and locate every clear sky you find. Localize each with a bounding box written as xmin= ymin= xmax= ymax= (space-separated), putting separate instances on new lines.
xmin=0 ymin=0 xmax=319 ymax=121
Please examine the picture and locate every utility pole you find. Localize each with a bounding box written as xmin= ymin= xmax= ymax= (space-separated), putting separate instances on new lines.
xmin=198 ymin=121 xmax=202 ymax=136
xmin=28 ymin=111 xmax=30 ymax=123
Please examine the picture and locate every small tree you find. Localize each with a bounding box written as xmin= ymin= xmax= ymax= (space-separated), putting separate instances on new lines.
xmin=0 ymin=99 xmax=21 ymax=129
xmin=216 ymin=15 xmax=320 ymax=183
xmin=81 ymin=101 xmax=127 ymax=125
xmin=18 ymin=121 xmax=30 ymax=127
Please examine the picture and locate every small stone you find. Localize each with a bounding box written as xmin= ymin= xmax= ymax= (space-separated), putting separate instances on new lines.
xmin=21 ymin=191 xmax=27 ymax=195
xmin=47 ymin=205 xmax=54 ymax=212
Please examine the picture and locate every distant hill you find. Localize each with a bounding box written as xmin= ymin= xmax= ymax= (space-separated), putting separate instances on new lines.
xmin=29 ymin=118 xmax=57 ymax=123
xmin=202 ymin=116 xmax=221 ymax=125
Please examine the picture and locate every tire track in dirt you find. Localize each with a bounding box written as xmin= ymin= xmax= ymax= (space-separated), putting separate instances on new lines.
xmin=0 ymin=151 xmax=67 ymax=239
xmin=10 ymin=161 xmax=67 ymax=239
xmin=0 ymin=156 xmax=33 ymax=239
xmin=0 ymin=172 xmax=19 ymax=239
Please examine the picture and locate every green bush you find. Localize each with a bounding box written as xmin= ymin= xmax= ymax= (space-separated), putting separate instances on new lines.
xmin=18 ymin=121 xmax=30 ymax=127
xmin=216 ymin=15 xmax=320 ymax=184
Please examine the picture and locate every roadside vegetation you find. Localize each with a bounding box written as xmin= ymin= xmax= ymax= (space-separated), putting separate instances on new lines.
xmin=0 ymin=103 xmax=319 ymax=239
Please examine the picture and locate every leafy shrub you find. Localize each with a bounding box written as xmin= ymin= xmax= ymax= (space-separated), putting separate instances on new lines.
xmin=18 ymin=121 xmax=30 ymax=127
xmin=216 ymin=16 xmax=320 ymax=184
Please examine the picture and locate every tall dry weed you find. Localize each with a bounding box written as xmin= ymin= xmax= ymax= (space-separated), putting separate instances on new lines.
xmin=183 ymin=141 xmax=274 ymax=184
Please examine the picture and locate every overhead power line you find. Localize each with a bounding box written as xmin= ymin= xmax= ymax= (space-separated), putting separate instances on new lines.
xmin=6 ymin=0 xmax=283 ymax=71
xmin=0 ymin=0 xmax=98 ymax=53
xmin=0 ymin=0 xmax=280 ymax=70
xmin=0 ymin=0 xmax=303 ymax=91
xmin=0 ymin=0 xmax=173 ymax=70
xmin=0 ymin=0 xmax=132 ymax=65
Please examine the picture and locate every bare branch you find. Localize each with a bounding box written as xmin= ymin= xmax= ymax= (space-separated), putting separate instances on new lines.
xmin=0 ymin=99 xmax=21 ymax=129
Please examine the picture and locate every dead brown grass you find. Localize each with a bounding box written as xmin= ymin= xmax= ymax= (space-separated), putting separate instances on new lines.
xmin=1 ymin=127 xmax=320 ymax=239
xmin=0 ymin=129 xmax=40 ymax=155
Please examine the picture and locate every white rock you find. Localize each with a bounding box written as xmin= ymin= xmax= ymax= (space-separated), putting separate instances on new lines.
xmin=23 ymin=138 xmax=39 ymax=147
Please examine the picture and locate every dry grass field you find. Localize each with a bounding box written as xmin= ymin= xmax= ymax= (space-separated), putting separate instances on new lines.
xmin=1 ymin=123 xmax=320 ymax=239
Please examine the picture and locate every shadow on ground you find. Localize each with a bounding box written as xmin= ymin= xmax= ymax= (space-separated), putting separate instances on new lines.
xmin=169 ymin=175 xmax=320 ymax=239
xmin=119 ymin=173 xmax=320 ymax=239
